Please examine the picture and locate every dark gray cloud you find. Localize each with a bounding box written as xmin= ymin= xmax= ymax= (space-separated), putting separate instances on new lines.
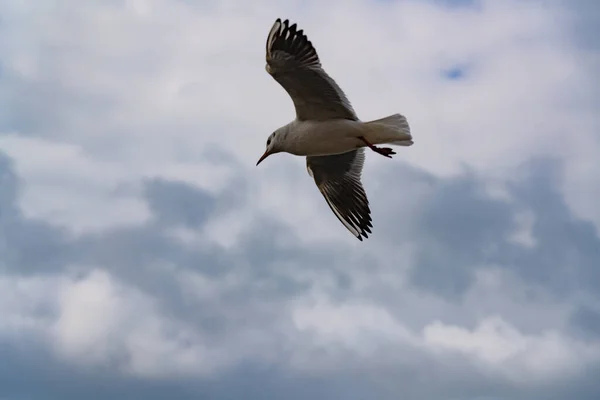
xmin=409 ymin=171 xmax=516 ymax=298
xmin=507 ymin=160 xmax=600 ymax=293
xmin=0 ymin=154 xmax=73 ymax=276
xmin=571 ymin=305 xmax=600 ymax=339
xmin=143 ymin=178 xmax=217 ymax=228
xmin=402 ymin=159 xmax=600 ymax=301
xmin=559 ymin=0 xmax=600 ymax=51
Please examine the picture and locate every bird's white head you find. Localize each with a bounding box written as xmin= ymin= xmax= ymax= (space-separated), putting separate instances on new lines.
xmin=256 ymin=128 xmax=286 ymax=166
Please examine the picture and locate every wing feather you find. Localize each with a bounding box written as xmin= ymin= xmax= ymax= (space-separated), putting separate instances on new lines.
xmin=306 ymin=149 xmax=372 ymax=240
xmin=265 ymin=18 xmax=357 ymax=121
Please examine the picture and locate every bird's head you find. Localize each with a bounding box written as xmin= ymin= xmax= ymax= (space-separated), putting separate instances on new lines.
xmin=256 ymin=129 xmax=284 ymax=166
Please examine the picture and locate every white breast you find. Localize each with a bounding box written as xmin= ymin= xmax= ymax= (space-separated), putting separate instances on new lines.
xmin=285 ymin=119 xmax=363 ymax=156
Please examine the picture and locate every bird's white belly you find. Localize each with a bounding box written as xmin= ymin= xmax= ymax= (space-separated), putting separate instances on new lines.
xmin=286 ymin=119 xmax=364 ymax=156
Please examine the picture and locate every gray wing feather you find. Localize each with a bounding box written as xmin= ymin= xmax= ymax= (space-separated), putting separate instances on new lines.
xmin=266 ymin=18 xmax=357 ymax=121
xmin=306 ymin=148 xmax=372 ymax=240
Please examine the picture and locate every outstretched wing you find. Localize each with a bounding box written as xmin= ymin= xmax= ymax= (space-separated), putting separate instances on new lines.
xmin=265 ymin=18 xmax=357 ymax=121
xmin=306 ymin=149 xmax=372 ymax=240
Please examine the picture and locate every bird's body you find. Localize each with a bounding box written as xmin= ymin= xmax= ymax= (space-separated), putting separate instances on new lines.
xmin=274 ymin=116 xmax=413 ymax=157
xmin=275 ymin=119 xmax=367 ymax=157
xmin=257 ymin=18 xmax=414 ymax=240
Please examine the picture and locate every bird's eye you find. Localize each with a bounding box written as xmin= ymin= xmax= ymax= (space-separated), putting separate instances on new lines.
xmin=267 ymin=138 xmax=271 ymax=146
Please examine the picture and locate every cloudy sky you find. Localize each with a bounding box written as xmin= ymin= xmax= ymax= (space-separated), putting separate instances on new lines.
xmin=1 ymin=0 xmax=599 ymax=398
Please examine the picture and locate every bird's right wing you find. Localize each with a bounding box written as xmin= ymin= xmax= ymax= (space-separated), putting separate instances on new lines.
xmin=265 ymin=18 xmax=358 ymax=121
xmin=306 ymin=149 xmax=372 ymax=241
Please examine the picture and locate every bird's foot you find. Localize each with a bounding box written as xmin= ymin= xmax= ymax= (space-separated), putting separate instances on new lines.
xmin=372 ymin=146 xmax=396 ymax=158
xmin=358 ymin=137 xmax=396 ymax=158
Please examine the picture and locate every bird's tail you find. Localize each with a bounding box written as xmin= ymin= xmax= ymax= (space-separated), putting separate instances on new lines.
xmin=362 ymin=113 xmax=413 ymax=146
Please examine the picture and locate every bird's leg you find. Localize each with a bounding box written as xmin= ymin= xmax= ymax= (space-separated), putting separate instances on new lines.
xmin=358 ymin=136 xmax=396 ymax=158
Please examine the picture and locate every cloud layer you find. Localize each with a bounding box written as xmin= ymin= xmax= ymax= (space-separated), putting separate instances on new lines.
xmin=1 ymin=0 xmax=599 ymax=399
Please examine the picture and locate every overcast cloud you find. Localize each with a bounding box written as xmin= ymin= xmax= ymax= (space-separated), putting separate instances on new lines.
xmin=1 ymin=0 xmax=599 ymax=399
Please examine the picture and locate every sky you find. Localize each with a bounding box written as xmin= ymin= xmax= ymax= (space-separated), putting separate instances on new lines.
xmin=0 ymin=0 xmax=599 ymax=399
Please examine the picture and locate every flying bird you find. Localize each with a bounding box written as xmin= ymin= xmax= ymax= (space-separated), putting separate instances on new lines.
xmin=257 ymin=18 xmax=413 ymax=241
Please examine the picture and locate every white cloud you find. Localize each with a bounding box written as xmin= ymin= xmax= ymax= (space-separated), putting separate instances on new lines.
xmin=509 ymin=210 xmax=536 ymax=248
xmin=287 ymin=290 xmax=599 ymax=383
xmin=423 ymin=316 xmax=600 ymax=383
xmin=293 ymin=298 xmax=414 ymax=347
xmin=49 ymin=268 xmax=267 ymax=378
xmin=0 ymin=134 xmax=151 ymax=233
xmin=52 ymin=269 xmax=137 ymax=365
xmin=0 ymin=269 xmax=233 ymax=378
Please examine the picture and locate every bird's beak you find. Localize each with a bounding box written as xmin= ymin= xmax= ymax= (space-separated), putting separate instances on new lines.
xmin=256 ymin=150 xmax=270 ymax=166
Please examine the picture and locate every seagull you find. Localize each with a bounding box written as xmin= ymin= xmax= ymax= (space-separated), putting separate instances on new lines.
xmin=256 ymin=18 xmax=413 ymax=241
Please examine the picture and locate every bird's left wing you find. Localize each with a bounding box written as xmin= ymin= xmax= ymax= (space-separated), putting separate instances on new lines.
xmin=266 ymin=18 xmax=357 ymax=121
xmin=306 ymin=149 xmax=372 ymax=240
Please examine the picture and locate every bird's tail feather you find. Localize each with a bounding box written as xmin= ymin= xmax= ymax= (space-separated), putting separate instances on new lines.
xmin=363 ymin=113 xmax=413 ymax=146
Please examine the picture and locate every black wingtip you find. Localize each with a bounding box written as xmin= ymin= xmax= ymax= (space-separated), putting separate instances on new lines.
xmin=267 ymin=18 xmax=320 ymax=69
